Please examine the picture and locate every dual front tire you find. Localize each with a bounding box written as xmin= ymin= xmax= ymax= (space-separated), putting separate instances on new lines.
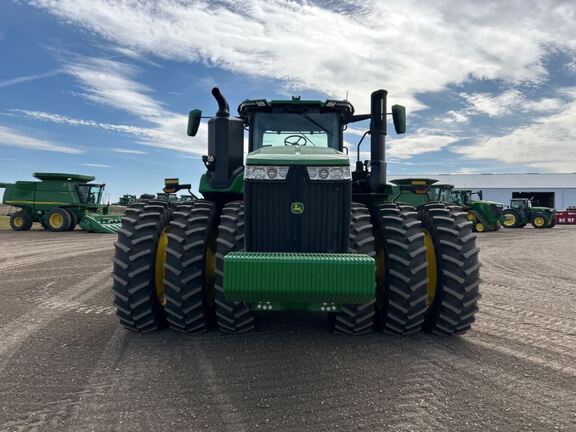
xmin=111 ymin=199 xmax=252 ymax=334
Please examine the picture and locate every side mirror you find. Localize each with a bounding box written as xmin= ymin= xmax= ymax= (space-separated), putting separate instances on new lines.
xmin=187 ymin=109 xmax=202 ymax=136
xmin=392 ymin=105 xmax=406 ymax=134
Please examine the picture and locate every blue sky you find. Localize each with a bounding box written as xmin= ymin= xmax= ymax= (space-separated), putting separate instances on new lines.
xmin=1 ymin=0 xmax=575 ymax=201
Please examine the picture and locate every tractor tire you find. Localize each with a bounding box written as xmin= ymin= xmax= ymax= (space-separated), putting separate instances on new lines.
xmin=372 ymin=203 xmax=428 ymax=335
xmin=45 ymin=208 xmax=72 ymax=232
xmin=111 ymin=200 xmax=172 ymax=332
xmin=164 ymin=201 xmax=218 ymax=332
xmin=214 ymin=201 xmax=255 ymax=334
xmin=9 ymin=211 xmax=33 ymax=231
xmin=66 ymin=210 xmax=78 ymax=231
xmin=501 ymin=209 xmax=521 ymax=228
xmin=547 ymin=218 xmax=556 ymax=228
xmin=531 ymin=213 xmax=548 ymax=229
xmin=419 ymin=203 xmax=481 ymax=335
xmin=330 ymin=202 xmax=376 ymax=335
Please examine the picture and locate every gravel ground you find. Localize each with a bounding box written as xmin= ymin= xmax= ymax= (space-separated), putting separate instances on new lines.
xmin=0 ymin=227 xmax=575 ymax=431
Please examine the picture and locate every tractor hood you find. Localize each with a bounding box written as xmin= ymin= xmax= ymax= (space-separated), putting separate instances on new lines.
xmin=472 ymin=200 xmax=503 ymax=206
xmin=245 ymin=146 xmax=349 ymax=166
xmin=532 ymin=206 xmax=555 ymax=213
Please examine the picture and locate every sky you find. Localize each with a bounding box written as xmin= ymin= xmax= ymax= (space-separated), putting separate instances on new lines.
xmin=1 ymin=0 xmax=575 ymax=201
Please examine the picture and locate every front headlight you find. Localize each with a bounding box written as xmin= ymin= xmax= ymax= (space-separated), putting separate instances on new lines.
xmin=307 ymin=166 xmax=351 ymax=181
xmin=245 ymin=165 xmax=289 ymax=180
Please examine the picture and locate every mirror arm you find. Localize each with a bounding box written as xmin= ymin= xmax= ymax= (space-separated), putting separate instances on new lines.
xmin=356 ymin=130 xmax=370 ymax=163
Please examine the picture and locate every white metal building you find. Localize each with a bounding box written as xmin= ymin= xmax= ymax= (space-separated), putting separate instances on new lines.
xmin=388 ymin=173 xmax=576 ymax=210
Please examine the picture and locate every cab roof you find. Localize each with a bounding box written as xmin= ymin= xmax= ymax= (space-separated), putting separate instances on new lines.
xmin=33 ymin=172 xmax=95 ymax=183
xmin=237 ymin=96 xmax=354 ymax=119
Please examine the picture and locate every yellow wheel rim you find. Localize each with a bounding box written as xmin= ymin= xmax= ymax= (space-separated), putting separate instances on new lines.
xmin=534 ymin=216 xmax=545 ymax=227
xmin=476 ymin=222 xmax=485 ymax=232
xmin=503 ymin=214 xmax=516 ymax=227
xmin=155 ymin=226 xmax=169 ymax=305
xmin=422 ymin=229 xmax=437 ymax=306
xmin=13 ymin=216 xmax=24 ymax=228
xmin=49 ymin=213 xmax=64 ymax=229
xmin=466 ymin=212 xmax=475 ymax=222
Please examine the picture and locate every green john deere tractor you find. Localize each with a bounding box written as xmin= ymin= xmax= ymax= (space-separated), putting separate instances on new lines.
xmin=452 ymin=190 xmax=504 ymax=233
xmin=117 ymin=194 xmax=137 ymax=207
xmin=112 ymin=88 xmax=480 ymax=335
xmin=0 ymin=173 xmax=121 ymax=233
xmin=502 ymin=198 xmax=555 ymax=229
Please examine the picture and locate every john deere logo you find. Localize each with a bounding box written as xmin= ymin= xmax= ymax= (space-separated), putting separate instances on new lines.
xmin=291 ymin=202 xmax=304 ymax=214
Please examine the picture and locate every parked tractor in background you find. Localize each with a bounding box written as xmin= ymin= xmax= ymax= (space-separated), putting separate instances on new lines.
xmin=112 ymin=87 xmax=480 ymax=336
xmin=502 ymin=198 xmax=556 ymax=229
xmin=0 ymin=173 xmax=121 ymax=233
xmin=452 ymin=190 xmax=504 ymax=232
xmin=117 ymin=194 xmax=137 ymax=206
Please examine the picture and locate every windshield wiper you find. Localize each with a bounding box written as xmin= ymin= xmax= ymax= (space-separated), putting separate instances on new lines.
xmin=297 ymin=113 xmax=333 ymax=136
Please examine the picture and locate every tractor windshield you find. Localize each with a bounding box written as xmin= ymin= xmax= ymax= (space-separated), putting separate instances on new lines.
xmin=252 ymin=112 xmax=340 ymax=150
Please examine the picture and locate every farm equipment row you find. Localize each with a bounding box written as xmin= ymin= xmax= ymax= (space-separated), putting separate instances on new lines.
xmin=387 ymin=178 xmax=556 ymax=231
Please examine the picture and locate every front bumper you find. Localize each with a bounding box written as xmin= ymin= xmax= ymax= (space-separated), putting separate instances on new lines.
xmin=223 ymin=252 xmax=375 ymax=309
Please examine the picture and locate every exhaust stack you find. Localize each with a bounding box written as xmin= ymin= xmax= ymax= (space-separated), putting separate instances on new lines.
xmin=368 ymin=90 xmax=388 ymax=192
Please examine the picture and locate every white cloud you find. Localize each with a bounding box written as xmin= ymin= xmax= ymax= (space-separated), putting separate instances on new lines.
xmin=112 ymin=148 xmax=148 ymax=155
xmin=0 ymin=125 xmax=82 ymax=154
xmin=12 ymin=60 xmax=208 ymax=156
xmin=25 ymin=0 xmax=576 ymax=112
xmin=0 ymin=69 xmax=60 ymax=88
xmin=460 ymin=90 xmax=566 ymax=117
xmin=460 ymin=90 xmax=525 ymax=117
xmin=81 ymin=163 xmax=111 ymax=168
xmin=454 ymin=89 xmax=576 ymax=172
xmin=388 ymin=133 xmax=459 ymax=160
xmin=444 ymin=111 xmax=469 ymax=124
xmin=63 ymin=56 xmax=208 ymax=154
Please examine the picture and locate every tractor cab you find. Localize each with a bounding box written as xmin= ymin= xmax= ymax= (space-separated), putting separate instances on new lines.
xmin=240 ymin=97 xmax=350 ymax=151
xmin=77 ymin=183 xmax=105 ymax=205
xmin=430 ymin=184 xmax=453 ymax=203
xmin=388 ymin=178 xmax=453 ymax=207
xmin=452 ymin=190 xmax=472 ymax=207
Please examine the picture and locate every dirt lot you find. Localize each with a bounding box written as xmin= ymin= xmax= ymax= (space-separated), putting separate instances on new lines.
xmin=0 ymin=227 xmax=575 ymax=431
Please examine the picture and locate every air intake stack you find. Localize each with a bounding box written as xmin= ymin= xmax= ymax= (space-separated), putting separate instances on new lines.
xmin=205 ymin=87 xmax=244 ymax=187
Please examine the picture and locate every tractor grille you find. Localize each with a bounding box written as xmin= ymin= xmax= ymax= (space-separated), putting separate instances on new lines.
xmin=245 ymin=166 xmax=351 ymax=253
xmin=493 ymin=204 xmax=503 ymax=219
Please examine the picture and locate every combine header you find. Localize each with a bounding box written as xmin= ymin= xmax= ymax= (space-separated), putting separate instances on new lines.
xmin=0 ymin=172 xmax=121 ymax=233
xmin=112 ymin=88 xmax=480 ymax=335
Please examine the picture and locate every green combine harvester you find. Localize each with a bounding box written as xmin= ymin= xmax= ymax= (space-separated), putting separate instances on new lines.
xmin=112 ymin=88 xmax=480 ymax=335
xmin=451 ymin=189 xmax=504 ymax=232
xmin=0 ymin=173 xmax=121 ymax=233
xmin=502 ymin=198 xmax=555 ymax=229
